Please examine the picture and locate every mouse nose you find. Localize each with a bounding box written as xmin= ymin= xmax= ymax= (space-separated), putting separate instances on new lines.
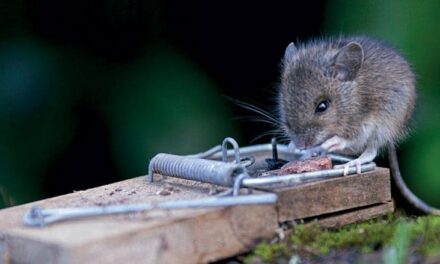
xmin=290 ymin=136 xmax=307 ymax=150
xmin=296 ymin=140 xmax=306 ymax=150
xmin=291 ymin=132 xmax=318 ymax=150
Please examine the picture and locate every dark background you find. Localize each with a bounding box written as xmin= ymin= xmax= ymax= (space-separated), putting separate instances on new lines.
xmin=1 ymin=0 xmax=439 ymax=208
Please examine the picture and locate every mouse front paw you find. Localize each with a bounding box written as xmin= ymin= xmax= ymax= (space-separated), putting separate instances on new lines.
xmin=300 ymin=146 xmax=327 ymax=160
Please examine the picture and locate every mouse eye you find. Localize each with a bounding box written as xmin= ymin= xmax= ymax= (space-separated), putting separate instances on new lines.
xmin=315 ymin=100 xmax=330 ymax=113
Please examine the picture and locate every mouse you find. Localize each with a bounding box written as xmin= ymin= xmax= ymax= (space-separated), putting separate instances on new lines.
xmin=278 ymin=35 xmax=440 ymax=215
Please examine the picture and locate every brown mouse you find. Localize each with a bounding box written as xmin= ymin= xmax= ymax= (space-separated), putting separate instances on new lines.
xmin=279 ymin=36 xmax=440 ymax=215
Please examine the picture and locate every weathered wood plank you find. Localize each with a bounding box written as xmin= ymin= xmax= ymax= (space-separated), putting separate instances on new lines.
xmin=0 ymin=176 xmax=278 ymax=264
xmin=270 ymin=168 xmax=391 ymax=222
xmin=313 ymin=201 xmax=394 ymax=229
xmin=278 ymin=202 xmax=395 ymax=241
xmin=0 ymin=176 xmax=215 ymax=230
xmin=6 ymin=205 xmax=276 ymax=264
xmin=0 ymin=168 xmax=393 ymax=263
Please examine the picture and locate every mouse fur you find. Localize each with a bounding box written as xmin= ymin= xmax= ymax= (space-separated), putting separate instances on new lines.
xmin=279 ymin=36 xmax=416 ymax=155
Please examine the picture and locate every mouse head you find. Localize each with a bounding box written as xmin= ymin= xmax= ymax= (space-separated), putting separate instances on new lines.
xmin=279 ymin=41 xmax=364 ymax=150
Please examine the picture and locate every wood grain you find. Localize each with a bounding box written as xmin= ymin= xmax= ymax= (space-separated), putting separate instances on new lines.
xmin=312 ymin=201 xmax=394 ymax=229
xmin=270 ymin=168 xmax=392 ymax=222
xmin=0 ymin=176 xmax=277 ymax=264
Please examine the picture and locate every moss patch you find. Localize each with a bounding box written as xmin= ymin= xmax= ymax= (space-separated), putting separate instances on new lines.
xmin=244 ymin=214 xmax=440 ymax=263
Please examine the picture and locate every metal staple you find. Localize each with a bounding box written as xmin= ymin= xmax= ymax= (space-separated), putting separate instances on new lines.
xmin=222 ymin=137 xmax=241 ymax=163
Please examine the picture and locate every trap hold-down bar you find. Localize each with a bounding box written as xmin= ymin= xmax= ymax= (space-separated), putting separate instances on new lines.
xmin=23 ymin=193 xmax=278 ymax=227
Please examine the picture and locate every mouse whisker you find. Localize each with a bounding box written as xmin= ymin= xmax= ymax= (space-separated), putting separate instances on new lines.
xmin=250 ymin=129 xmax=285 ymax=143
xmin=233 ymin=116 xmax=280 ymax=127
xmin=233 ymin=100 xmax=281 ymax=126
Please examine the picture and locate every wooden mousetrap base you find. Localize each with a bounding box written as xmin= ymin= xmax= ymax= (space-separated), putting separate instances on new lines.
xmin=0 ymin=168 xmax=392 ymax=264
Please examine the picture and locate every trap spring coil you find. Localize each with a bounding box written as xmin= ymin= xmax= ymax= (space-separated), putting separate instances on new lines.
xmin=148 ymin=153 xmax=246 ymax=187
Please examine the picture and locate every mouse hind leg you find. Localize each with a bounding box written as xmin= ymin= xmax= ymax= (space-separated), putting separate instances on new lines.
xmin=334 ymin=147 xmax=377 ymax=175
xmin=318 ymin=136 xmax=378 ymax=175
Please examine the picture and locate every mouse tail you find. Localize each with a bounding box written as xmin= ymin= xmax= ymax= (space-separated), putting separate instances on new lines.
xmin=388 ymin=144 xmax=440 ymax=215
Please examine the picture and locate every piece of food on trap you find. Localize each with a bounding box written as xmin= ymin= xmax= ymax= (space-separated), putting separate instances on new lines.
xmin=277 ymin=156 xmax=332 ymax=175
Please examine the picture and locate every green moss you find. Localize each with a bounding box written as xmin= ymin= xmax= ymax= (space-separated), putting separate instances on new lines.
xmin=411 ymin=216 xmax=440 ymax=256
xmin=245 ymin=214 xmax=440 ymax=263
xmin=289 ymin=218 xmax=395 ymax=254
xmin=246 ymin=242 xmax=289 ymax=263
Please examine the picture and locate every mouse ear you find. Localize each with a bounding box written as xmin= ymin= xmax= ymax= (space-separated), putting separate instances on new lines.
xmin=333 ymin=42 xmax=364 ymax=81
xmin=284 ymin=42 xmax=297 ymax=65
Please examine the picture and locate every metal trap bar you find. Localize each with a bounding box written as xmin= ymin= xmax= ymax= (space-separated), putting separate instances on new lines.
xmin=148 ymin=137 xmax=376 ymax=190
xmin=242 ymin=162 xmax=376 ymax=189
xmin=23 ymin=193 xmax=277 ymax=227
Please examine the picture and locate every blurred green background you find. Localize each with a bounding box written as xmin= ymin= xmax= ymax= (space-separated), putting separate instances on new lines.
xmin=0 ymin=0 xmax=439 ymax=209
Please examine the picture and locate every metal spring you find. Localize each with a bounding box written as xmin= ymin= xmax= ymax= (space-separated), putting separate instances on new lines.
xmin=148 ymin=153 xmax=246 ymax=186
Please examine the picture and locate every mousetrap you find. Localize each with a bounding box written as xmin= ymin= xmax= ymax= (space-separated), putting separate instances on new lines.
xmin=0 ymin=137 xmax=393 ymax=264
